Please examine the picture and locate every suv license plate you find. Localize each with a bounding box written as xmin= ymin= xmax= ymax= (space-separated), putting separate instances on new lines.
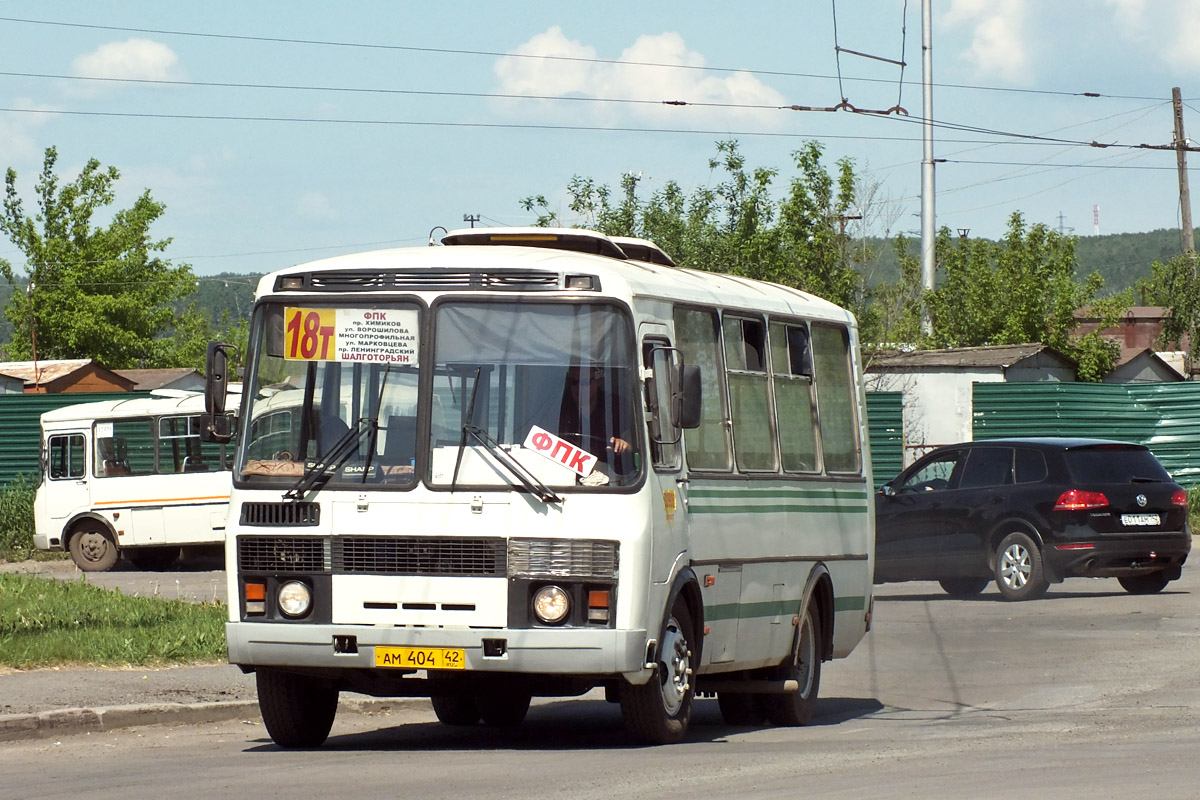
xmin=1120 ymin=513 xmax=1160 ymax=527
xmin=375 ymin=646 xmax=466 ymax=670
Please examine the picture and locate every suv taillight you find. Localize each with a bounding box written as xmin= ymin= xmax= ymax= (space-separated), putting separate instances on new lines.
xmin=1054 ymin=489 xmax=1109 ymax=511
xmin=1172 ymin=490 xmax=1188 ymax=507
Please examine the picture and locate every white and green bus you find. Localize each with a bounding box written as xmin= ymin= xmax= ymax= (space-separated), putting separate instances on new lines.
xmin=203 ymin=227 xmax=874 ymax=747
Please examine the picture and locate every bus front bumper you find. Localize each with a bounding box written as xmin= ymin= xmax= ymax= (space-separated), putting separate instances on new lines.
xmin=226 ymin=622 xmax=651 ymax=678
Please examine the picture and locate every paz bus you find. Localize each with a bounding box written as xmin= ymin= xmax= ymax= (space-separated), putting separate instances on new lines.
xmin=201 ymin=227 xmax=874 ymax=746
xmin=34 ymin=390 xmax=235 ymax=571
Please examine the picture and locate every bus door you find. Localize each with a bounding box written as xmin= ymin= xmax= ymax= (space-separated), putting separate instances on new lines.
xmin=44 ymin=429 xmax=91 ymax=523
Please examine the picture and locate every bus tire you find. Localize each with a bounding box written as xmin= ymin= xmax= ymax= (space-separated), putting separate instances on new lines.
xmin=619 ymin=599 xmax=695 ymax=744
xmin=762 ymin=600 xmax=822 ymax=727
xmin=476 ymin=692 xmax=531 ymax=727
xmin=68 ymin=523 xmax=119 ymax=572
xmin=717 ymin=691 xmax=766 ymax=726
xmin=256 ymin=668 xmax=339 ymax=748
xmin=128 ymin=546 xmax=181 ymax=571
xmin=431 ymin=694 xmax=480 ymax=726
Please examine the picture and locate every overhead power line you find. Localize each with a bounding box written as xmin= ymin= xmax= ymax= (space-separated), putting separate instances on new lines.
xmin=0 ymin=15 xmax=1187 ymax=103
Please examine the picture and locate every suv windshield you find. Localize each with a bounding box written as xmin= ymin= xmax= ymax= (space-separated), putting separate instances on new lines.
xmin=1065 ymin=446 xmax=1171 ymax=484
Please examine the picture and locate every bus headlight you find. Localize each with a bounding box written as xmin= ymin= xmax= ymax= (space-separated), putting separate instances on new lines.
xmin=532 ymin=585 xmax=570 ymax=625
xmin=278 ymin=580 xmax=312 ymax=618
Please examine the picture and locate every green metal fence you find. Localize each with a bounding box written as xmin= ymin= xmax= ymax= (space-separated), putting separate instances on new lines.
xmin=973 ymin=382 xmax=1200 ymax=487
xmin=866 ymin=391 xmax=903 ymax=488
xmin=0 ymin=393 xmax=150 ymax=484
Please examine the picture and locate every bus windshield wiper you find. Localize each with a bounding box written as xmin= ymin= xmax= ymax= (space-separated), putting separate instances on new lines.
xmin=285 ymin=417 xmax=374 ymax=501
xmin=450 ymin=366 xmax=560 ymax=504
xmin=462 ymin=424 xmax=563 ymax=505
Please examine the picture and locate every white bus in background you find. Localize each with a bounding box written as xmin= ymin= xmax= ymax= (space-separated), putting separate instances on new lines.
xmin=34 ymin=390 xmax=236 ymax=571
xmin=203 ymin=227 xmax=874 ymax=747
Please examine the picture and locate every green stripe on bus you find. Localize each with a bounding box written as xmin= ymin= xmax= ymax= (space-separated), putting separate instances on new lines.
xmin=689 ymin=503 xmax=870 ymax=514
xmin=689 ymin=487 xmax=870 ymax=501
xmin=705 ymin=596 xmax=868 ymax=620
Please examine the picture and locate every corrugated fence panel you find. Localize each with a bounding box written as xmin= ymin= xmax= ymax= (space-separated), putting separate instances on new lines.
xmin=973 ymin=382 xmax=1200 ymax=487
xmin=866 ymin=391 xmax=903 ymax=488
xmin=0 ymin=393 xmax=150 ymax=485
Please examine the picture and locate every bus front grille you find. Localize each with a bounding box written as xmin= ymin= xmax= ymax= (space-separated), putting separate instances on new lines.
xmin=240 ymin=502 xmax=320 ymax=526
xmin=239 ymin=536 xmax=331 ymax=573
xmin=333 ymin=536 xmax=506 ymax=577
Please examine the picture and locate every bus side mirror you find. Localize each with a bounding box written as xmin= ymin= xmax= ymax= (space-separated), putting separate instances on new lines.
xmin=205 ymin=341 xmax=235 ymax=416
xmin=199 ymin=413 xmax=234 ymax=444
xmin=674 ymin=364 xmax=702 ymax=430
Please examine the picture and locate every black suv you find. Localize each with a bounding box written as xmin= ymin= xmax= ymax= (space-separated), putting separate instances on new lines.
xmin=874 ymin=438 xmax=1191 ymax=600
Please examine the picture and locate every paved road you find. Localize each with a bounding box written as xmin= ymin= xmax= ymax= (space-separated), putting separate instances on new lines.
xmin=3 ymin=566 xmax=1199 ymax=798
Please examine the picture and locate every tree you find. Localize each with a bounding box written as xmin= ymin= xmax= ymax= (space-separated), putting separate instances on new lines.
xmin=923 ymin=213 xmax=1127 ymax=381
xmin=0 ymin=146 xmax=200 ymax=368
xmin=1140 ymin=254 xmax=1200 ymax=370
xmin=520 ymin=139 xmax=863 ymax=310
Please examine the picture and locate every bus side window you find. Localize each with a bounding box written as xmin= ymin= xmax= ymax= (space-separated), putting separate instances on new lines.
xmin=811 ymin=323 xmax=862 ymax=474
xmin=673 ymin=306 xmax=731 ymax=472
xmin=642 ymin=339 xmax=680 ymax=471
xmin=48 ymin=434 xmax=86 ymax=479
xmin=770 ymin=321 xmax=818 ymax=473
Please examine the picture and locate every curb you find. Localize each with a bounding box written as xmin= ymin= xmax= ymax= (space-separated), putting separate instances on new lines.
xmin=0 ymin=697 xmax=415 ymax=743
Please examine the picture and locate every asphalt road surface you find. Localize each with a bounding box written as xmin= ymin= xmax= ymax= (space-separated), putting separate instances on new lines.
xmin=4 ymin=567 xmax=1199 ymax=799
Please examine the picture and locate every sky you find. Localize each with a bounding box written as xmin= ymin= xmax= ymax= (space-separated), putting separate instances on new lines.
xmin=1 ymin=1 xmax=1198 ymax=280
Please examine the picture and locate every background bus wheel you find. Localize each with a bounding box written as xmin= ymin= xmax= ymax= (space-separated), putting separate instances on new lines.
xmin=1118 ymin=572 xmax=1172 ymax=594
xmin=431 ymin=694 xmax=481 ymax=726
xmin=256 ymin=668 xmax=339 ymax=748
xmin=619 ymin=599 xmax=695 ymax=744
xmin=762 ymin=602 xmax=822 ymax=727
xmin=717 ymin=691 xmax=765 ymax=726
xmin=938 ymin=577 xmax=989 ymax=598
xmin=127 ymin=546 xmax=181 ymax=571
xmin=68 ymin=524 xmax=119 ymax=572
xmin=995 ymin=531 xmax=1049 ymax=601
xmin=476 ymin=692 xmax=531 ymax=727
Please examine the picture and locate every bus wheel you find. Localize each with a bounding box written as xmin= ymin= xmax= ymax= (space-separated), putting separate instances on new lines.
xmin=619 ymin=599 xmax=695 ymax=744
xmin=476 ymin=692 xmax=531 ymax=727
xmin=128 ymin=546 xmax=181 ymax=571
xmin=256 ymin=668 xmax=339 ymax=748
xmin=718 ymin=691 xmax=766 ymax=726
xmin=431 ymin=694 xmax=480 ymax=726
xmin=762 ymin=601 xmax=822 ymax=727
xmin=68 ymin=524 xmax=119 ymax=572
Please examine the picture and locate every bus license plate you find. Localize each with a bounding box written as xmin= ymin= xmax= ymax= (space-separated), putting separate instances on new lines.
xmin=1120 ymin=513 xmax=1160 ymax=527
xmin=375 ymin=646 xmax=466 ymax=670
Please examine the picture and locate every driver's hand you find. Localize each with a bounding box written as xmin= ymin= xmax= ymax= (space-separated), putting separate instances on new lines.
xmin=609 ymin=437 xmax=630 ymax=454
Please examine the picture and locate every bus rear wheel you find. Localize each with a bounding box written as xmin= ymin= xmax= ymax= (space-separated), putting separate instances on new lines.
xmin=256 ymin=668 xmax=339 ymax=748
xmin=761 ymin=601 xmax=822 ymax=727
xmin=68 ymin=524 xmax=119 ymax=572
xmin=128 ymin=546 xmax=181 ymax=571
xmin=430 ymin=694 xmax=481 ymax=726
xmin=476 ymin=692 xmax=531 ymax=727
xmin=619 ymin=599 xmax=695 ymax=744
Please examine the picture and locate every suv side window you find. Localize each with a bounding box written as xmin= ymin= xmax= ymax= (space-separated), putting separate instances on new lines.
xmin=959 ymin=447 xmax=1014 ymax=489
xmin=899 ymin=450 xmax=962 ymax=493
xmin=1014 ymin=448 xmax=1048 ymax=483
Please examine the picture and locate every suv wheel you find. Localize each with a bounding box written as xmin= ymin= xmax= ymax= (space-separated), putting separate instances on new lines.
xmin=938 ymin=578 xmax=989 ymax=598
xmin=994 ymin=531 xmax=1049 ymax=601
xmin=1117 ymin=572 xmax=1172 ymax=595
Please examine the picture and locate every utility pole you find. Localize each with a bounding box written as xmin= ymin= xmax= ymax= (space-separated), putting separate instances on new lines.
xmin=1173 ymin=87 xmax=1195 ymax=256
xmin=920 ymin=0 xmax=935 ymax=335
xmin=463 ymin=214 xmax=480 ymax=228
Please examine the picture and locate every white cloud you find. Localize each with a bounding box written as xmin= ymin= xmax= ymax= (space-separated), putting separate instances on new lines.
xmin=494 ymin=27 xmax=785 ymax=125
xmin=0 ymin=99 xmax=58 ymax=164
xmin=942 ymin=0 xmax=1030 ymax=82
xmin=67 ymin=38 xmax=183 ymax=96
xmin=296 ymin=191 xmax=339 ymax=222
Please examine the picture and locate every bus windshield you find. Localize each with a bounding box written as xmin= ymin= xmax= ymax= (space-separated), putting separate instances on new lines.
xmin=237 ymin=299 xmax=641 ymax=491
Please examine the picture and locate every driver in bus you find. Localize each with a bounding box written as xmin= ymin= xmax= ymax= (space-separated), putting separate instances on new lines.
xmin=557 ymin=364 xmax=634 ymax=485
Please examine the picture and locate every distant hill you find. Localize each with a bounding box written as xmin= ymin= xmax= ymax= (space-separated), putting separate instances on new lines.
xmin=857 ymin=227 xmax=1195 ymax=296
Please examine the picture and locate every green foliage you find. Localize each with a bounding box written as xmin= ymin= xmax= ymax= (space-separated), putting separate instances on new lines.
xmin=0 ymin=474 xmax=37 ymax=561
xmin=521 ymin=139 xmax=864 ymax=312
xmin=1188 ymin=486 xmax=1200 ymax=535
xmin=922 ymin=213 xmax=1126 ymax=381
xmin=0 ymin=146 xmax=199 ymax=368
xmin=1139 ymin=254 xmax=1200 ymax=363
xmin=0 ymin=573 xmax=227 ymax=667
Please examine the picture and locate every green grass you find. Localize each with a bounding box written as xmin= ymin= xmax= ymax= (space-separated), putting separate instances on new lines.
xmin=0 ymin=573 xmax=227 ymax=669
xmin=0 ymin=474 xmax=37 ymax=562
